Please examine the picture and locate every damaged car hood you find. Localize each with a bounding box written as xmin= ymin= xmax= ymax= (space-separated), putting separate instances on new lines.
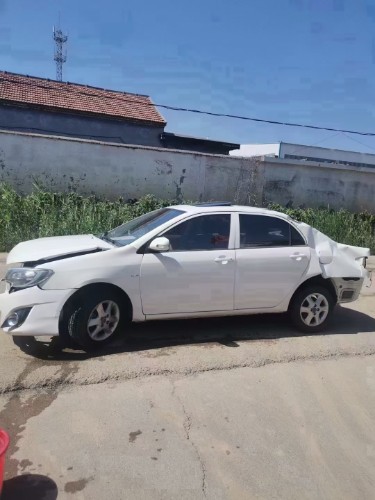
xmin=7 ymin=234 xmax=113 ymax=264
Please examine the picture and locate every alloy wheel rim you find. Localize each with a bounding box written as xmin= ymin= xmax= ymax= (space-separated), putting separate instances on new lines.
xmin=300 ymin=293 xmax=329 ymax=327
xmin=87 ymin=300 xmax=120 ymax=341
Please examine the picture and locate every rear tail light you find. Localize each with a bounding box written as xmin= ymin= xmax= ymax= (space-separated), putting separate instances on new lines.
xmin=363 ymin=257 xmax=367 ymax=269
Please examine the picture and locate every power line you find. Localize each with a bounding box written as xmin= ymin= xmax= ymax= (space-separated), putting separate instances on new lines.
xmin=1 ymin=74 xmax=375 ymax=138
xmin=285 ymin=131 xmax=343 ymax=157
xmin=340 ymin=132 xmax=375 ymax=154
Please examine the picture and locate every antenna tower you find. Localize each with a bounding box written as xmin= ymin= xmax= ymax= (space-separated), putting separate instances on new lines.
xmin=53 ymin=24 xmax=68 ymax=81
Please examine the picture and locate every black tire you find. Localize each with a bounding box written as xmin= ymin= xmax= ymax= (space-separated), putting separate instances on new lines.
xmin=67 ymin=289 xmax=128 ymax=349
xmin=289 ymin=285 xmax=335 ymax=333
xmin=12 ymin=335 xmax=38 ymax=354
xmin=12 ymin=335 xmax=66 ymax=356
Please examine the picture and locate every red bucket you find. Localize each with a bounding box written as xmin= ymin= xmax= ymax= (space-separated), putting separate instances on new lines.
xmin=0 ymin=429 xmax=9 ymax=496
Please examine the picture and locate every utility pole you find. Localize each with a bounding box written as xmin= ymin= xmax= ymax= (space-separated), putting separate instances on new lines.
xmin=53 ymin=24 xmax=68 ymax=81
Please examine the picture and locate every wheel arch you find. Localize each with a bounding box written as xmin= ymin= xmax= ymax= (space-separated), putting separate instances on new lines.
xmin=288 ymin=275 xmax=337 ymax=311
xmin=59 ymin=282 xmax=133 ymax=334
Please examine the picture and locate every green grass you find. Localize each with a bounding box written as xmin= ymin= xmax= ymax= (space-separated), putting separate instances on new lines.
xmin=0 ymin=185 xmax=171 ymax=252
xmin=0 ymin=184 xmax=374 ymax=253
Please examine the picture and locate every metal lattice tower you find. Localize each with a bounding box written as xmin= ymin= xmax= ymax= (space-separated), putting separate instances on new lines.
xmin=53 ymin=26 xmax=68 ymax=81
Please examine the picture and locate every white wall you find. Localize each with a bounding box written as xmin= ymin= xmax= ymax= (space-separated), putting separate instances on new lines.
xmin=261 ymin=157 xmax=375 ymax=211
xmin=1 ymin=130 xmax=375 ymax=213
xmin=0 ymin=130 xmax=260 ymax=204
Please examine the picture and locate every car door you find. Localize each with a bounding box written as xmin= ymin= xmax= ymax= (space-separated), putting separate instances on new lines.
xmin=234 ymin=214 xmax=311 ymax=309
xmin=140 ymin=213 xmax=236 ymax=315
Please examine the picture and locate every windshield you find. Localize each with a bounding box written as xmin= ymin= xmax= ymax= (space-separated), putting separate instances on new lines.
xmin=103 ymin=208 xmax=185 ymax=247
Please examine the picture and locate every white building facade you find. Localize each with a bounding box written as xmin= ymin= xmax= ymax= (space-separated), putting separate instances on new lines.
xmin=230 ymin=142 xmax=375 ymax=169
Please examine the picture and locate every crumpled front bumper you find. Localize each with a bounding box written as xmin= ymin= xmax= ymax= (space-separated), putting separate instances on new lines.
xmin=0 ymin=286 xmax=74 ymax=336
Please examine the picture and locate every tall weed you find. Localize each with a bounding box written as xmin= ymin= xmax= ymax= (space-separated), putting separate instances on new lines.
xmin=0 ymin=185 xmax=374 ymax=252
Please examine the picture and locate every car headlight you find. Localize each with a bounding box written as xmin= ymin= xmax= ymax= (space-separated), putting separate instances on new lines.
xmin=4 ymin=268 xmax=54 ymax=289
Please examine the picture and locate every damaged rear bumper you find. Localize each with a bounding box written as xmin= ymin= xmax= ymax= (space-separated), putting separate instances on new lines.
xmin=332 ymin=269 xmax=372 ymax=303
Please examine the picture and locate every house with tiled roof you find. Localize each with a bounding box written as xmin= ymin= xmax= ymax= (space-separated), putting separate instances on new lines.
xmin=0 ymin=71 xmax=239 ymax=154
xmin=0 ymin=71 xmax=166 ymax=147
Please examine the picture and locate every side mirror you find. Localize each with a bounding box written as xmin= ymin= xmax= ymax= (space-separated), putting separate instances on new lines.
xmin=148 ymin=237 xmax=170 ymax=253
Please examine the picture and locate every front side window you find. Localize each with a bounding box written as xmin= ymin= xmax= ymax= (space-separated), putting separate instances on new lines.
xmin=162 ymin=214 xmax=231 ymax=251
xmin=239 ymin=215 xmax=305 ymax=248
xmin=105 ymin=208 xmax=185 ymax=247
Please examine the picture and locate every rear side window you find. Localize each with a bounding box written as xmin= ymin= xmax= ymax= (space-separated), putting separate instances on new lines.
xmin=290 ymin=225 xmax=306 ymax=246
xmin=239 ymin=215 xmax=305 ymax=248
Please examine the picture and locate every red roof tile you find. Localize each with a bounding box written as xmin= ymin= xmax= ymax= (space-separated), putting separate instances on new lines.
xmin=0 ymin=71 xmax=166 ymax=126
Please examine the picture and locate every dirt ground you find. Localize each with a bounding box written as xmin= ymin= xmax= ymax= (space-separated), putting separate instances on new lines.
xmin=0 ymin=255 xmax=374 ymax=499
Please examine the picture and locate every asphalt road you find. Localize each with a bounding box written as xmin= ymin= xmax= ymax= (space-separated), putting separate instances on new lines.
xmin=0 ymin=254 xmax=374 ymax=499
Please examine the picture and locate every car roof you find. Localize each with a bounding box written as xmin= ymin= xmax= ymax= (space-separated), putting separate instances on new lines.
xmin=169 ymin=204 xmax=290 ymax=219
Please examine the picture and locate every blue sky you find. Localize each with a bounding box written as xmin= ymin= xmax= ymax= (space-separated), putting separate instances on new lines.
xmin=1 ymin=0 xmax=375 ymax=152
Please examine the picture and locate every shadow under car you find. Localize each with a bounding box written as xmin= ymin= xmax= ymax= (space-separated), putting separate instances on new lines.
xmin=11 ymin=305 xmax=375 ymax=361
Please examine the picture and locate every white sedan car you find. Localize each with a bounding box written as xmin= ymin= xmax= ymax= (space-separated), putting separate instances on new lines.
xmin=0 ymin=203 xmax=371 ymax=349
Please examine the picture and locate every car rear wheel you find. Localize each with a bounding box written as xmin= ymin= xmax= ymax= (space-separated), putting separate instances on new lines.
xmin=289 ymin=285 xmax=335 ymax=333
xmin=67 ymin=290 xmax=127 ymax=349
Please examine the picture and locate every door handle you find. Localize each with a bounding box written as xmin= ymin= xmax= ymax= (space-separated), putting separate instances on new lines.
xmin=290 ymin=253 xmax=307 ymax=261
xmin=214 ymin=256 xmax=234 ymax=264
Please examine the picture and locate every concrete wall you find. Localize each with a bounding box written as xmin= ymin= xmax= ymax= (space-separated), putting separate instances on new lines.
xmin=0 ymin=105 xmax=164 ymax=147
xmin=261 ymin=158 xmax=375 ymax=211
xmin=0 ymin=130 xmax=374 ymax=213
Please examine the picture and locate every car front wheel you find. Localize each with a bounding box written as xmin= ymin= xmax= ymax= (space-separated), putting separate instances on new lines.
xmin=67 ymin=290 xmax=127 ymax=349
xmin=289 ymin=285 xmax=335 ymax=333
